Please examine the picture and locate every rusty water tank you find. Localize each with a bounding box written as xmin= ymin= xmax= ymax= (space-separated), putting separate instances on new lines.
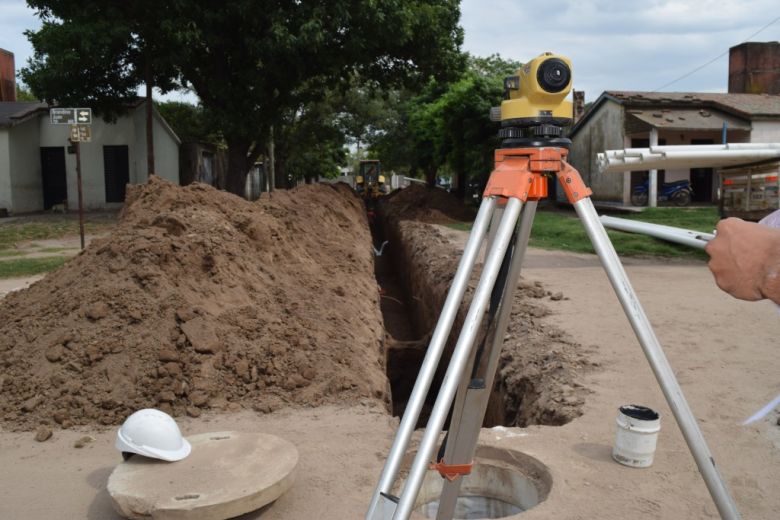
xmin=0 ymin=49 xmax=16 ymax=102
xmin=728 ymin=41 xmax=780 ymax=95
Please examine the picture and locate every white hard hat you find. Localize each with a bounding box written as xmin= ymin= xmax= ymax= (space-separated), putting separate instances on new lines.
xmin=115 ymin=408 xmax=192 ymax=462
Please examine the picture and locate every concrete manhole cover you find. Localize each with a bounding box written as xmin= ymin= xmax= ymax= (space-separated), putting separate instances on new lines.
xmin=108 ymin=431 xmax=298 ymax=520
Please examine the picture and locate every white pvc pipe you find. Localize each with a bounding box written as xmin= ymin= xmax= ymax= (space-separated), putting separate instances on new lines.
xmin=662 ymin=150 xmax=780 ymax=161
xmin=600 ymin=216 xmax=712 ymax=249
xmin=650 ymin=143 xmax=780 ymax=152
xmin=599 ymin=144 xmax=780 ymax=174
xmin=601 ymin=157 xmax=769 ymax=174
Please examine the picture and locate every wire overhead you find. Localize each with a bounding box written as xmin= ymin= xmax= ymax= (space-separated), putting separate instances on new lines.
xmin=652 ymin=13 xmax=780 ymax=92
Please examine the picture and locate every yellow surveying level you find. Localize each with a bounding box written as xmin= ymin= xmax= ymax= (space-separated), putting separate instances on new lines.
xmin=501 ymin=52 xmax=573 ymax=125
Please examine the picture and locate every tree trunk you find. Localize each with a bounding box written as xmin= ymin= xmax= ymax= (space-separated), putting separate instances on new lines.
xmin=455 ymin=166 xmax=466 ymax=200
xmin=275 ymin=156 xmax=287 ymax=190
xmin=453 ymin=140 xmax=465 ymax=199
xmin=268 ymin=126 xmax=275 ymax=192
xmin=225 ymin=137 xmax=251 ymax=196
xmin=425 ymin=165 xmax=437 ymax=188
xmin=145 ymin=60 xmax=155 ymax=177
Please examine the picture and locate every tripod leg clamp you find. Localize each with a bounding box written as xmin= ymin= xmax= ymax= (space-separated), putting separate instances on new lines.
xmin=429 ymin=459 xmax=474 ymax=482
xmin=556 ymin=163 xmax=592 ymax=203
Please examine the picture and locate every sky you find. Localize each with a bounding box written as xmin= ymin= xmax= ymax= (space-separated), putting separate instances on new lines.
xmin=460 ymin=0 xmax=780 ymax=100
xmin=1 ymin=0 xmax=779 ymax=103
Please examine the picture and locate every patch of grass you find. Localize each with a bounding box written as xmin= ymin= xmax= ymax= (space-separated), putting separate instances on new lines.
xmin=0 ymin=214 xmax=115 ymax=250
xmin=0 ymin=257 xmax=67 ymax=279
xmin=619 ymin=207 xmax=719 ymax=233
xmin=528 ymin=211 xmax=708 ymax=259
xmin=446 ymin=221 xmax=472 ymax=232
xmin=0 ymin=250 xmax=25 ymax=258
xmin=445 ymin=207 xmax=718 ymax=259
xmin=37 ymin=247 xmax=74 ymax=254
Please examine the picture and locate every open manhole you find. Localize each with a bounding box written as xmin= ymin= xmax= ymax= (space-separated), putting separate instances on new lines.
xmin=399 ymin=445 xmax=552 ymax=519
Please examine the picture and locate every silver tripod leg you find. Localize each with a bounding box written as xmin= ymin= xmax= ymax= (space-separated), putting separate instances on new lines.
xmin=366 ymin=197 xmax=497 ymax=520
xmin=435 ymin=201 xmax=539 ymax=520
xmin=392 ymin=197 xmax=525 ymax=520
xmin=573 ymin=197 xmax=741 ymax=520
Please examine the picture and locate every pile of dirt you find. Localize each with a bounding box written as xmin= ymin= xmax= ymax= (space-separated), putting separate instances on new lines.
xmin=0 ymin=177 xmax=388 ymax=431
xmin=379 ymin=186 xmax=592 ymax=426
xmin=381 ymin=184 xmax=476 ymax=224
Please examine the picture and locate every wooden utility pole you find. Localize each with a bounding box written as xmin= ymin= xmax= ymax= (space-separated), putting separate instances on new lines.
xmin=145 ymin=60 xmax=155 ymax=177
xmin=268 ymin=126 xmax=276 ymax=192
xmin=73 ymin=139 xmax=85 ymax=250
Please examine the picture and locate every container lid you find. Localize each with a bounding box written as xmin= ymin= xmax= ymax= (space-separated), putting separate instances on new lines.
xmin=619 ymin=404 xmax=659 ymax=421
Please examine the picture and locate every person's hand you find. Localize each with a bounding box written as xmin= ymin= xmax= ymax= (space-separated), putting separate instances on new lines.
xmin=705 ymin=217 xmax=780 ymax=304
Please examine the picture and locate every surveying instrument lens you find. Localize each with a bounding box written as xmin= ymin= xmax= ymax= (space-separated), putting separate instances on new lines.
xmin=537 ymin=58 xmax=570 ymax=93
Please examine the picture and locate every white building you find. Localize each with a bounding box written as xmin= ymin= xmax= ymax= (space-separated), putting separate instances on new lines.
xmin=0 ymin=100 xmax=180 ymax=214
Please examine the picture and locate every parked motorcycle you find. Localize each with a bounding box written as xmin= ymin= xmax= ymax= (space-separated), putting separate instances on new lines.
xmin=631 ymin=179 xmax=693 ymax=207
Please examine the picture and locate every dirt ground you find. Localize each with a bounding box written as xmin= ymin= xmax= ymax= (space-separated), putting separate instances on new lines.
xmin=1 ymin=183 xmax=778 ymax=519
xmin=0 ymin=274 xmax=43 ymax=299
xmin=438 ymin=233 xmax=780 ymax=520
xmin=2 ymin=227 xmax=778 ymax=519
xmin=0 ymin=179 xmax=387 ymax=431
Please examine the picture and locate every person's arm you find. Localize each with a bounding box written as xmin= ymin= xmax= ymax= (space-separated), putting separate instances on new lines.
xmin=704 ymin=217 xmax=780 ymax=305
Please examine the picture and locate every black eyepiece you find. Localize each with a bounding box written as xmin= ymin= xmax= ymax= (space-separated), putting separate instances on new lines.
xmin=536 ymin=58 xmax=571 ymax=93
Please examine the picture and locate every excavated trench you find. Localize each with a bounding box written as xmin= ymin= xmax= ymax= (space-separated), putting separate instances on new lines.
xmin=371 ymin=189 xmax=591 ymax=430
xmin=370 ymin=213 xmax=425 ymax=419
xmin=372 ymin=210 xmax=505 ymax=427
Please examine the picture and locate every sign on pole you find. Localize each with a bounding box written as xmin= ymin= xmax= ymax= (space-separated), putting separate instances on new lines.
xmin=50 ymin=107 xmax=92 ymax=125
xmin=50 ymin=108 xmax=76 ymax=125
xmin=69 ymin=124 xmax=91 ymax=142
xmin=51 ymin=107 xmax=92 ymax=252
xmin=76 ymin=108 xmax=91 ymax=124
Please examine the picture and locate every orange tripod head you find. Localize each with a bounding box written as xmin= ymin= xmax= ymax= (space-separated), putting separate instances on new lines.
xmin=483 ymin=147 xmax=591 ymax=205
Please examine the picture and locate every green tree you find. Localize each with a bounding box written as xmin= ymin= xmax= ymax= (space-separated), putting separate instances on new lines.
xmin=370 ymin=83 xmax=449 ymax=185
xmin=23 ymin=1 xmax=463 ymax=196
xmin=174 ymin=1 xmax=463 ymax=195
xmin=156 ymin=101 xmax=221 ymax=144
xmin=274 ymin=95 xmax=348 ymax=186
xmin=15 ymin=83 xmax=38 ymax=101
xmin=372 ymin=54 xmax=520 ymax=195
xmin=332 ymin=78 xmax=397 ymax=154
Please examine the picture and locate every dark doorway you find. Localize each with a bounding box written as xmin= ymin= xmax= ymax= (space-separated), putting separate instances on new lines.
xmin=103 ymin=145 xmax=130 ymax=203
xmin=40 ymin=147 xmax=67 ymax=210
xmin=690 ymin=138 xmax=714 ymax=202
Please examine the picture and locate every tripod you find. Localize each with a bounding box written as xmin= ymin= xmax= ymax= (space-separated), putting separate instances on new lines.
xmin=366 ymin=146 xmax=741 ymax=520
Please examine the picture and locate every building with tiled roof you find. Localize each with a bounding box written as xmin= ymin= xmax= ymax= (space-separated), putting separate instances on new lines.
xmin=567 ymin=42 xmax=780 ymax=207
xmin=0 ymin=102 xmax=48 ymax=127
xmin=567 ymin=89 xmax=780 ymax=206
